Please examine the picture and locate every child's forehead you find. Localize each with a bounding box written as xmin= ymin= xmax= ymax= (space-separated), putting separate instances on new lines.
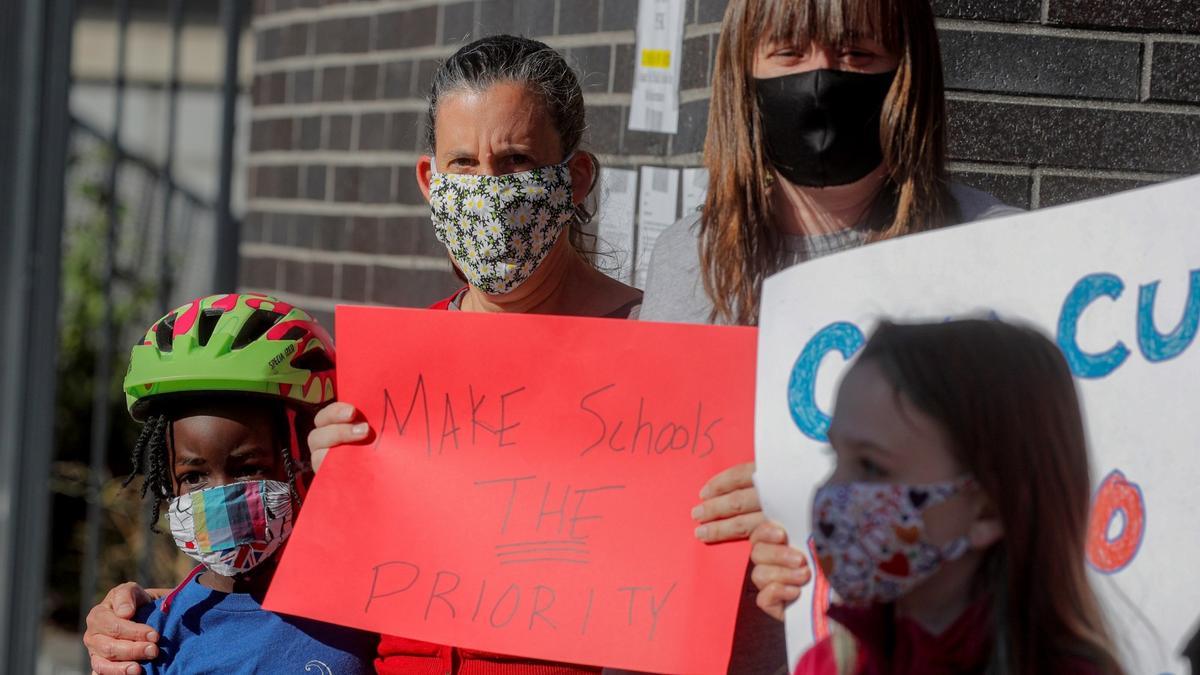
xmin=169 ymin=404 xmax=281 ymax=450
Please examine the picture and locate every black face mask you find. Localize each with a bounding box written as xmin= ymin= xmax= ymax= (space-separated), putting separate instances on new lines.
xmin=755 ymin=69 xmax=896 ymax=188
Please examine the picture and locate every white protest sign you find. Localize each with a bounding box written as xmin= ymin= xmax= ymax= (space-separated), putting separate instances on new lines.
xmin=755 ymin=176 xmax=1200 ymax=673
xmin=629 ymin=0 xmax=687 ymax=134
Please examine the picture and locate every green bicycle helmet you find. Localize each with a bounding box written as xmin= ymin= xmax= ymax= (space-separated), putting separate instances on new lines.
xmin=125 ymin=293 xmax=336 ymax=421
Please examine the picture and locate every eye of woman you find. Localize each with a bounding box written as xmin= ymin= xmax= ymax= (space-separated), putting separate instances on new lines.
xmin=839 ymin=47 xmax=877 ymax=69
xmin=445 ymin=156 xmax=478 ymax=173
xmin=500 ymin=153 xmax=536 ymax=174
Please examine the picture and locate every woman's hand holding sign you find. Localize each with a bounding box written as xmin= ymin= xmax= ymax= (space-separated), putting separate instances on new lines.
xmin=308 ymin=401 xmax=371 ymax=471
xmin=691 ymin=462 xmax=766 ymax=543
xmin=749 ymin=522 xmax=811 ymax=621
xmin=692 ymin=463 xmax=813 ymax=623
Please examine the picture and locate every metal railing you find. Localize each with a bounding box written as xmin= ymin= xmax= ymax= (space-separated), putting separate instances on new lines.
xmin=0 ymin=0 xmax=248 ymax=670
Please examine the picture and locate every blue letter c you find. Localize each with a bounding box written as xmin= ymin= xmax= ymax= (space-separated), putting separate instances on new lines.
xmin=1056 ymin=273 xmax=1129 ymax=379
xmin=787 ymin=322 xmax=865 ymax=442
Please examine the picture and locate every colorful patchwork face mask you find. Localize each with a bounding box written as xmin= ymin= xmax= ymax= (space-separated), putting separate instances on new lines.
xmin=811 ymin=477 xmax=974 ymax=606
xmin=428 ymin=157 xmax=576 ymax=295
xmin=167 ymin=479 xmax=294 ymax=577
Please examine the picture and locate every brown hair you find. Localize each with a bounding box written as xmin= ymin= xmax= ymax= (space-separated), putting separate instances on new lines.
xmin=701 ymin=0 xmax=958 ymax=325
xmin=426 ymin=35 xmax=605 ymax=272
xmin=859 ymin=320 xmax=1125 ymax=674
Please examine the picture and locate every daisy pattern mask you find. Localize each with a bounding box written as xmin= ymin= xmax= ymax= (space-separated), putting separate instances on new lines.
xmin=167 ymin=479 xmax=294 ymax=577
xmin=429 ymin=156 xmax=576 ymax=294
xmin=811 ymin=476 xmax=974 ymax=606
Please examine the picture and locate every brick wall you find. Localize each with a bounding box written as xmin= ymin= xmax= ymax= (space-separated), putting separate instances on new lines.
xmin=243 ymin=0 xmax=1200 ymax=322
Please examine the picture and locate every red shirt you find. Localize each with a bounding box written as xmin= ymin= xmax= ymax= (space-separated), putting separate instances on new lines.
xmin=374 ymin=288 xmax=599 ymax=675
xmin=426 ymin=289 xmax=462 ymax=311
xmin=794 ymin=597 xmax=1104 ymax=675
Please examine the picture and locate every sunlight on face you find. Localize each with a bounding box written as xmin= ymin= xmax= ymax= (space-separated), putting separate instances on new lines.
xmin=753 ymin=37 xmax=899 ymax=79
xmin=433 ymin=81 xmax=564 ymax=176
xmin=171 ymin=407 xmax=284 ymax=496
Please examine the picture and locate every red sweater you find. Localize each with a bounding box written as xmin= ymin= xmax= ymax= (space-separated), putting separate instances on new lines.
xmin=795 ymin=598 xmax=1104 ymax=675
xmin=374 ymin=288 xmax=599 ymax=675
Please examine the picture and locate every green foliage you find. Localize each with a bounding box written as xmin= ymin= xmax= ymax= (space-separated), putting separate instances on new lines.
xmin=46 ymin=143 xmax=184 ymax=627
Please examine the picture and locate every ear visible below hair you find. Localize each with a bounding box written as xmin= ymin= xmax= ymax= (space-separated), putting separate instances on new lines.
xmin=967 ymin=494 xmax=1004 ymax=551
xmin=416 ymin=155 xmax=434 ymax=202
xmin=567 ymin=151 xmax=596 ymax=207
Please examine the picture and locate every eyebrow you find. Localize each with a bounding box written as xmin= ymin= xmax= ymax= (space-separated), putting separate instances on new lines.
xmin=829 ymin=429 xmax=896 ymax=459
xmin=856 ymin=439 xmax=895 ymax=460
xmin=448 ymin=144 xmax=537 ymax=159
xmin=229 ymin=446 xmax=272 ymax=461
xmin=491 ymin=143 xmax=535 ymax=155
xmin=172 ymin=445 xmax=271 ymax=468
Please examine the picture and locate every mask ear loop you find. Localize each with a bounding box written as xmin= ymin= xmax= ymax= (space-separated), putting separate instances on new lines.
xmin=286 ymin=407 xmax=308 ymax=500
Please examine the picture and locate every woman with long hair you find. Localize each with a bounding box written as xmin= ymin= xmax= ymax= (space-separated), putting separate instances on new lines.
xmin=772 ymin=319 xmax=1125 ymax=674
xmin=660 ymin=2 xmax=1022 ymax=670
xmin=643 ymin=0 xmax=1018 ymax=325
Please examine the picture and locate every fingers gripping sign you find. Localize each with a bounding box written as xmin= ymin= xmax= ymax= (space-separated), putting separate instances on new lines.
xmin=748 ymin=521 xmax=813 ymax=622
xmin=309 ymin=401 xmax=371 ymax=472
xmin=692 ymin=462 xmax=765 ymax=543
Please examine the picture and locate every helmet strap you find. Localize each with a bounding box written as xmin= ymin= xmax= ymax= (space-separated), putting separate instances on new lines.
xmin=286 ymin=407 xmax=308 ymax=499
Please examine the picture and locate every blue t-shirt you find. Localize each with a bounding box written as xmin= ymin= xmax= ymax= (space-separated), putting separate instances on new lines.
xmin=136 ymin=574 xmax=377 ymax=674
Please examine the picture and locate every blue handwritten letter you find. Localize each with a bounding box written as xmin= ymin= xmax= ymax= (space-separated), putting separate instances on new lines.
xmin=1137 ymin=270 xmax=1200 ymax=363
xmin=787 ymin=322 xmax=864 ymax=442
xmin=1057 ymin=273 xmax=1130 ymax=379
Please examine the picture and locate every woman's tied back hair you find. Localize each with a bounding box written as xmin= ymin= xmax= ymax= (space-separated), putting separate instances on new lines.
xmin=425 ymin=35 xmax=586 ymax=159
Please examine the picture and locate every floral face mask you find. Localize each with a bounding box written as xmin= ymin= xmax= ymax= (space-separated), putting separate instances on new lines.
xmin=811 ymin=476 xmax=974 ymax=606
xmin=167 ymin=479 xmax=294 ymax=577
xmin=429 ymin=156 xmax=576 ymax=295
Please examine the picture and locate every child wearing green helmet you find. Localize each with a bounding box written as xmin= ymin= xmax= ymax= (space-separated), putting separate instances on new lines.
xmin=121 ymin=293 xmax=377 ymax=674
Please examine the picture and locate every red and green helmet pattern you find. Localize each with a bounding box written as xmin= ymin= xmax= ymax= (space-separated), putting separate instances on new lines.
xmin=124 ymin=293 xmax=336 ymax=421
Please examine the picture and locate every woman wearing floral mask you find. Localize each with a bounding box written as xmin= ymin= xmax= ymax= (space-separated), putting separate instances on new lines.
xmin=650 ymin=1 xmax=1024 ymax=670
xmin=84 ymin=36 xmax=638 ymax=675
xmin=773 ymin=320 xmax=1125 ymax=674
xmin=418 ymin=38 xmax=642 ymax=316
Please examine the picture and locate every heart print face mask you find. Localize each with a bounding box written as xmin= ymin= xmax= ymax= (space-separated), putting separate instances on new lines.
xmin=810 ymin=476 xmax=974 ymax=605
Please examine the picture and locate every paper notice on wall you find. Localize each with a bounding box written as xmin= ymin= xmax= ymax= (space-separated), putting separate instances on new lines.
xmin=628 ymin=0 xmax=687 ymax=134
xmin=635 ymin=166 xmax=680 ymax=287
xmin=681 ymin=167 xmax=708 ymax=216
xmin=596 ymin=168 xmax=638 ymax=282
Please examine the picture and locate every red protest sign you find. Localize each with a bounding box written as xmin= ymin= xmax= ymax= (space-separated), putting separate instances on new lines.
xmin=265 ymin=306 xmax=755 ymax=674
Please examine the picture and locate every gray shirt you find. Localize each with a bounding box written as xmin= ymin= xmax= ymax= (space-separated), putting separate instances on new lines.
xmin=617 ymin=183 xmax=1020 ymax=675
xmin=639 ymin=183 xmax=1023 ymax=325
